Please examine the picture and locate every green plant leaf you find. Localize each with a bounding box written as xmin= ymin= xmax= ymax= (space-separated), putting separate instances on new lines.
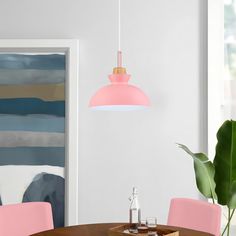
xmin=229 ymin=181 xmax=236 ymax=208
xmin=178 ymin=144 xmax=217 ymax=200
xmin=214 ymin=120 xmax=236 ymax=208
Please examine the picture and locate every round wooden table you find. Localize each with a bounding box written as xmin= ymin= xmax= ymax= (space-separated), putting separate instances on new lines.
xmin=31 ymin=223 xmax=214 ymax=236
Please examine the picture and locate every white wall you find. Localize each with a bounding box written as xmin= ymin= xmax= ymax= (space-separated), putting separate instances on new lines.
xmin=0 ymin=0 xmax=207 ymax=224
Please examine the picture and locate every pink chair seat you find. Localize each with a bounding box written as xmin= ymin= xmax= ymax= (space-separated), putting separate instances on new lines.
xmin=0 ymin=202 xmax=54 ymax=236
xmin=167 ymin=198 xmax=221 ymax=236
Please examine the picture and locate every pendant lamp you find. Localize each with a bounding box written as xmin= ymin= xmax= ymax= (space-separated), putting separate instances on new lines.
xmin=89 ymin=0 xmax=150 ymax=111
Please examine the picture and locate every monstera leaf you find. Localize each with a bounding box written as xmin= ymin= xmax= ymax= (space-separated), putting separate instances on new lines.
xmin=178 ymin=144 xmax=217 ymax=200
xmin=214 ymin=120 xmax=236 ymax=208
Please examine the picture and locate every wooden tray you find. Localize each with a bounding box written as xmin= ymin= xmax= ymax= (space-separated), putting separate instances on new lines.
xmin=108 ymin=224 xmax=179 ymax=236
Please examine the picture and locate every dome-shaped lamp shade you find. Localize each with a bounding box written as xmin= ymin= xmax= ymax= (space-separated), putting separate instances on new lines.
xmin=89 ymin=73 xmax=150 ymax=111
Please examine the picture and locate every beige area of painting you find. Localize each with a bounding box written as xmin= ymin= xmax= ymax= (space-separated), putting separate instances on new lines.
xmin=0 ymin=83 xmax=65 ymax=101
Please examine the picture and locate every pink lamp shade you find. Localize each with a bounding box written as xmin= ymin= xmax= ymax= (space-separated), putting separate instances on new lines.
xmin=89 ymin=72 xmax=150 ymax=111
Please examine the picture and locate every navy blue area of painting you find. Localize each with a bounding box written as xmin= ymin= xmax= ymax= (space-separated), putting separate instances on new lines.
xmin=0 ymin=98 xmax=65 ymax=116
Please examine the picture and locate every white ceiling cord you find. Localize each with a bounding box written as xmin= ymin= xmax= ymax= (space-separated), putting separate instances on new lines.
xmin=117 ymin=0 xmax=122 ymax=67
xmin=118 ymin=0 xmax=121 ymax=52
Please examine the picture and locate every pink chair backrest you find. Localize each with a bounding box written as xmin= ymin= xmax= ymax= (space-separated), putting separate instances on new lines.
xmin=0 ymin=202 xmax=54 ymax=236
xmin=167 ymin=198 xmax=221 ymax=236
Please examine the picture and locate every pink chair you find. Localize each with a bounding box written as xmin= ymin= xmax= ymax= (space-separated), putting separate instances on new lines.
xmin=0 ymin=202 xmax=54 ymax=236
xmin=167 ymin=198 xmax=221 ymax=236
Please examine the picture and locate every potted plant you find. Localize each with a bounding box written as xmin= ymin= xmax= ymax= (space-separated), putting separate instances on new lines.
xmin=178 ymin=120 xmax=236 ymax=236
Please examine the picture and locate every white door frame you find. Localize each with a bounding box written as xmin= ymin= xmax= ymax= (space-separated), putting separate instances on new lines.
xmin=0 ymin=39 xmax=79 ymax=226
xmin=208 ymin=0 xmax=224 ymax=159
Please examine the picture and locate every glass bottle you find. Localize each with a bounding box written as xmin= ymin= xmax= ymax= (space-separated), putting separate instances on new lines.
xmin=129 ymin=187 xmax=141 ymax=233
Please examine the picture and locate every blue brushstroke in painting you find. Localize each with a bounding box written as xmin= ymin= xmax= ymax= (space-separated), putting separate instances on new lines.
xmin=0 ymin=98 xmax=65 ymax=116
xmin=0 ymin=115 xmax=64 ymax=132
xmin=0 ymin=147 xmax=65 ymax=167
xmin=0 ymin=54 xmax=65 ymax=70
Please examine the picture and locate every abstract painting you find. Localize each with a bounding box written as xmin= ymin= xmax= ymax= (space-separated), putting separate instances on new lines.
xmin=0 ymin=53 xmax=66 ymax=228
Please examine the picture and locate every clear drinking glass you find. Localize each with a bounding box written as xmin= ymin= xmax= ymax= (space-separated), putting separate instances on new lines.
xmin=137 ymin=220 xmax=148 ymax=234
xmin=146 ymin=217 xmax=157 ymax=235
